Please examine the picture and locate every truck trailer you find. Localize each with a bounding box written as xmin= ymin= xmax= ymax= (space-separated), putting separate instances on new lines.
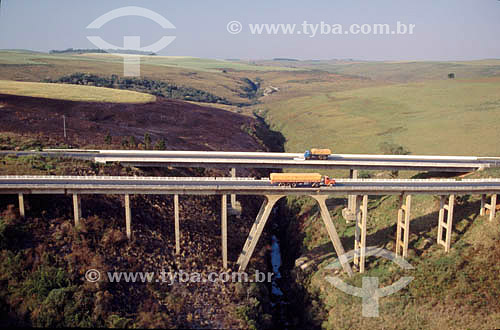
xmin=270 ymin=173 xmax=336 ymax=187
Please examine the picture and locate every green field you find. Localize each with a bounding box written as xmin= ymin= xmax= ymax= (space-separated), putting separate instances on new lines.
xmin=0 ymin=50 xmax=296 ymax=73
xmin=263 ymin=77 xmax=500 ymax=156
xmin=0 ymin=80 xmax=156 ymax=103
xmin=256 ymin=59 xmax=500 ymax=82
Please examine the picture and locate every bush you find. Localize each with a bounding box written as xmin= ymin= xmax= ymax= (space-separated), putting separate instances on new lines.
xmin=379 ymin=142 xmax=411 ymax=155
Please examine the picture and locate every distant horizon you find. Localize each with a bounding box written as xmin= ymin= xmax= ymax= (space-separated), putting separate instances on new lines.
xmin=2 ymin=48 xmax=500 ymax=64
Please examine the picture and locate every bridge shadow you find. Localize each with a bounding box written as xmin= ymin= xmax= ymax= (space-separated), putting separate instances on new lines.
xmin=296 ymin=196 xmax=483 ymax=273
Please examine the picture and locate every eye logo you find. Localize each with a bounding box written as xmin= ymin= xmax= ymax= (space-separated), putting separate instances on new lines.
xmin=325 ymin=246 xmax=414 ymax=317
xmin=86 ymin=6 xmax=176 ymax=76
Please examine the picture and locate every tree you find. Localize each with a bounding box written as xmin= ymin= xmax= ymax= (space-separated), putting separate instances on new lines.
xmin=144 ymin=133 xmax=152 ymax=150
xmin=155 ymin=139 xmax=166 ymax=150
xmin=121 ymin=137 xmax=128 ymax=149
xmin=379 ymin=142 xmax=411 ymax=178
xmin=104 ymin=133 xmax=112 ymax=145
xmin=129 ymin=136 xmax=137 ymax=148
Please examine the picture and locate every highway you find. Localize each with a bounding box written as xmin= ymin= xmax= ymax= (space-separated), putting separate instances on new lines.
xmin=2 ymin=176 xmax=500 ymax=196
xmin=1 ymin=149 xmax=499 ymax=172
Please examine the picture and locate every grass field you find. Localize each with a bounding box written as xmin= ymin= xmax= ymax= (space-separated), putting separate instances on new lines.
xmin=0 ymin=50 xmax=296 ymax=73
xmin=0 ymin=80 xmax=156 ymax=103
xmin=263 ymin=77 xmax=500 ymax=156
xmin=256 ymin=59 xmax=500 ymax=82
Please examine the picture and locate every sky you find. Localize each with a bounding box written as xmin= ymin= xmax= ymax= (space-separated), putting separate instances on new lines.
xmin=0 ymin=0 xmax=499 ymax=61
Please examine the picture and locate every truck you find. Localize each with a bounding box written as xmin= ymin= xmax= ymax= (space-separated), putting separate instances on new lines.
xmin=304 ymin=148 xmax=331 ymax=160
xmin=270 ymin=173 xmax=336 ymax=188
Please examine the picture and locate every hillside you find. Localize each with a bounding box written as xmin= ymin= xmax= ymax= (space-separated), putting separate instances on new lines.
xmin=283 ymin=168 xmax=500 ymax=329
xmin=0 ymin=93 xmax=262 ymax=151
xmin=0 ymin=80 xmax=156 ymax=104
xmin=260 ymin=77 xmax=500 ymax=156
xmin=0 ymin=94 xmax=279 ymax=328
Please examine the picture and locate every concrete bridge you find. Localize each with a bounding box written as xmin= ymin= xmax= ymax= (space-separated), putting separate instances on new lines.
xmin=4 ymin=149 xmax=500 ymax=172
xmin=2 ymin=176 xmax=499 ymax=277
xmin=6 ymin=150 xmax=500 ymax=222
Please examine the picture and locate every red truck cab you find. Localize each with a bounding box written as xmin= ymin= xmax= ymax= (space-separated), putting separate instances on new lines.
xmin=322 ymin=176 xmax=336 ymax=186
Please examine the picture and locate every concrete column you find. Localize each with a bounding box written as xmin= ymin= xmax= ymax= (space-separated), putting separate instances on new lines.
xmin=343 ymin=169 xmax=358 ymax=222
xmin=222 ymin=194 xmax=228 ymax=269
xmin=354 ymin=195 xmax=362 ymax=266
xmin=230 ymin=168 xmax=237 ymax=209
xmin=354 ymin=195 xmax=368 ymax=273
xmin=125 ymin=194 xmax=132 ymax=240
xmin=490 ymin=194 xmax=497 ymax=222
xmin=18 ymin=193 xmax=25 ymax=218
xmin=445 ymin=195 xmax=455 ymax=252
xmin=237 ymin=195 xmax=283 ymax=272
xmin=312 ymin=195 xmax=353 ymax=277
xmin=480 ymin=194 xmax=486 ymax=216
xmin=437 ymin=195 xmax=454 ymax=252
xmin=72 ymin=194 xmax=81 ymax=227
xmin=396 ymin=195 xmax=412 ymax=259
xmin=174 ymin=194 xmax=180 ymax=254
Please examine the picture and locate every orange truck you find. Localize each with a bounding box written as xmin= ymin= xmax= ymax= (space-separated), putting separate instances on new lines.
xmin=270 ymin=173 xmax=336 ymax=187
xmin=304 ymin=148 xmax=331 ymax=160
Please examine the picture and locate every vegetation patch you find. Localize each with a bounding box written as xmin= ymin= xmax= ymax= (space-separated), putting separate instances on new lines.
xmin=0 ymin=80 xmax=155 ymax=104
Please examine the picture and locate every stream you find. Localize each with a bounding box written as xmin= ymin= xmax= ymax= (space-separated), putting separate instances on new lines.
xmin=269 ymin=207 xmax=293 ymax=328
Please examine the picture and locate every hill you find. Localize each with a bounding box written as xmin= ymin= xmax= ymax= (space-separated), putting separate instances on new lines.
xmin=0 ymin=93 xmax=262 ymax=151
xmin=0 ymin=80 xmax=155 ymax=104
xmin=260 ymin=77 xmax=500 ymax=156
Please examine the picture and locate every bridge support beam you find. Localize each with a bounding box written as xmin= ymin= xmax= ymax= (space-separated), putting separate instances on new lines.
xmin=396 ymin=195 xmax=412 ymax=258
xmin=222 ymin=194 xmax=228 ymax=269
xmin=72 ymin=194 xmax=81 ymax=227
xmin=354 ymin=195 xmax=368 ymax=273
xmin=342 ymin=169 xmax=358 ymax=222
xmin=312 ymin=195 xmax=353 ymax=277
xmin=237 ymin=195 xmax=283 ymax=272
xmin=18 ymin=193 xmax=25 ymax=218
xmin=437 ymin=195 xmax=455 ymax=252
xmin=481 ymin=194 xmax=497 ymax=221
xmin=125 ymin=194 xmax=132 ymax=240
xmin=174 ymin=194 xmax=180 ymax=254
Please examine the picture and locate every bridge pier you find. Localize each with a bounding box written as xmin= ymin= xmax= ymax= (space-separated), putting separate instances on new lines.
xmin=312 ymin=195 xmax=354 ymax=277
xmin=437 ymin=195 xmax=455 ymax=252
xmin=396 ymin=195 xmax=412 ymax=258
xmin=125 ymin=194 xmax=132 ymax=240
xmin=237 ymin=195 xmax=283 ymax=272
xmin=354 ymin=195 xmax=368 ymax=273
xmin=230 ymin=168 xmax=241 ymax=214
xmin=174 ymin=194 xmax=180 ymax=254
xmin=480 ymin=194 xmax=497 ymax=221
xmin=72 ymin=194 xmax=81 ymax=227
xmin=342 ymin=169 xmax=358 ymax=222
xmin=18 ymin=193 xmax=25 ymax=218
xmin=222 ymin=194 xmax=228 ymax=269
